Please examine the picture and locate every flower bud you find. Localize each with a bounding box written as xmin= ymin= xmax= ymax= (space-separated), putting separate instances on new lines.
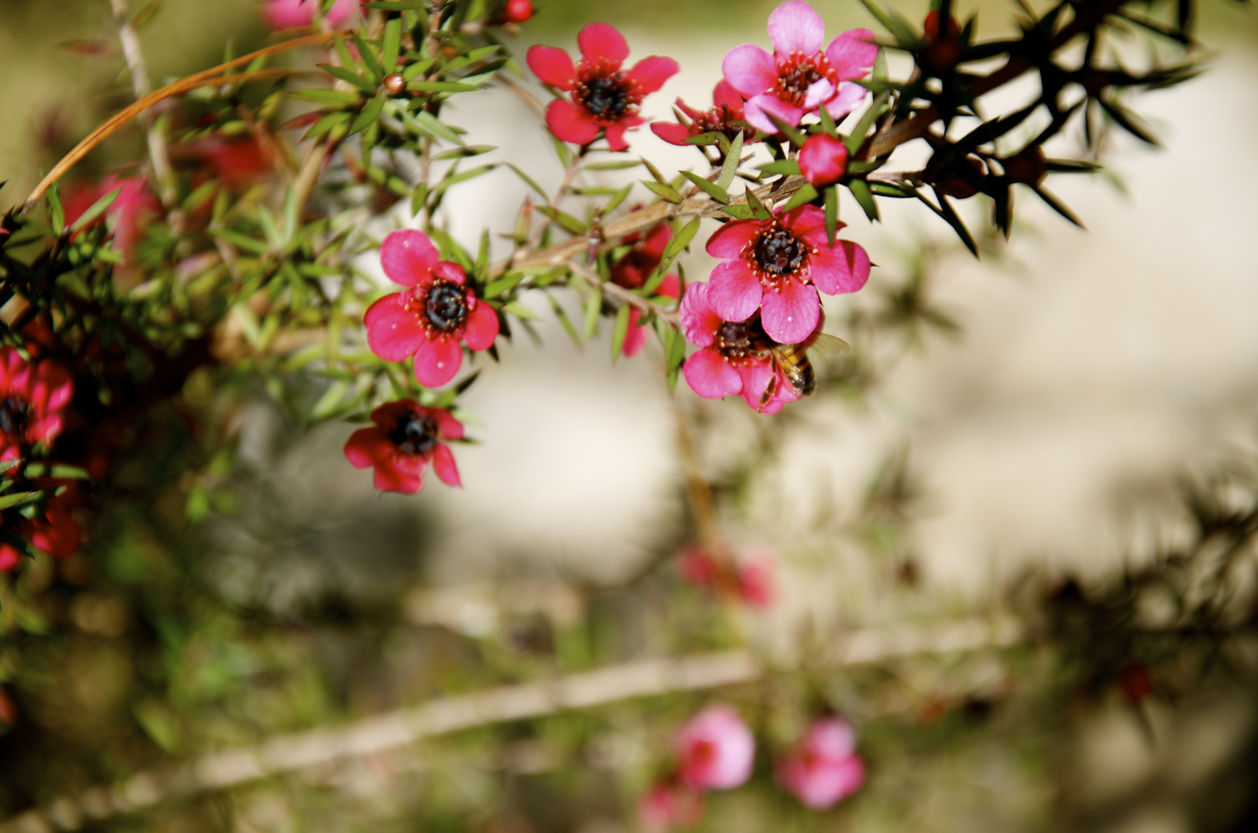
xmin=799 ymin=134 xmax=849 ymax=188
xmin=382 ymin=73 xmax=407 ymax=96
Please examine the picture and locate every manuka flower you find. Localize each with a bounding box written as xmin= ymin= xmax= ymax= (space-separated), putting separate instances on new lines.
xmin=675 ymin=704 xmax=755 ymax=791
xmin=0 ymin=483 xmax=83 ymax=572
xmin=639 ymin=781 xmax=704 ymax=831
xmin=609 ymin=221 xmax=681 ymax=358
xmin=705 ymin=205 xmax=869 ymax=344
xmin=527 ymin=23 xmax=679 ymax=152
xmin=63 ymin=174 xmax=159 ymax=266
xmin=365 ymin=230 xmax=499 ymax=388
xmin=343 ymin=400 xmax=463 ymax=494
xmin=651 ymin=80 xmax=757 ymax=147
xmin=261 ymin=0 xmax=356 ymax=31
xmin=722 ymin=1 xmax=877 ymax=134
xmin=0 ymin=347 xmax=74 ymax=462
xmin=776 ymin=717 xmax=866 ymax=809
xmin=680 ymin=282 xmax=822 ymax=414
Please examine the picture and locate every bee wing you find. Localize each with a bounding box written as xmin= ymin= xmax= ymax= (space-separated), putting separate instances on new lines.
xmin=809 ymin=333 xmax=851 ymax=355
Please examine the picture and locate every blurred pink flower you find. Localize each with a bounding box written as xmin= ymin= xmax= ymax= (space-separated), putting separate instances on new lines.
xmin=735 ymin=554 xmax=774 ymax=608
xmin=675 ymin=704 xmax=755 ymax=790
xmin=343 ymin=400 xmax=463 ymax=494
xmin=261 ymin=0 xmax=356 ymax=31
xmin=0 ymin=346 xmax=74 ymax=462
xmin=63 ymin=174 xmax=159 ymax=265
xmin=776 ymin=717 xmax=866 ymax=809
xmin=722 ymin=1 xmax=876 ymax=133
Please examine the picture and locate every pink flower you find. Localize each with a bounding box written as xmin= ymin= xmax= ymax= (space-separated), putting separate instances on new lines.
xmin=651 ymin=80 xmax=757 ymax=148
xmin=680 ymin=282 xmax=814 ymax=414
xmin=798 ymin=134 xmax=849 ymax=187
xmin=261 ymin=0 xmax=356 ymax=31
xmin=776 ymin=717 xmax=866 ymax=809
xmin=499 ymin=0 xmax=533 ymax=24
xmin=0 ymin=482 xmax=84 ymax=572
xmin=639 ymin=782 xmax=705 ymax=831
xmin=705 ymin=205 xmax=869 ymax=344
xmin=735 ymin=554 xmax=774 ymax=608
xmin=0 ymin=347 xmax=74 ymax=462
xmin=365 ymin=230 xmax=499 ymax=388
xmin=722 ymin=1 xmax=877 ymax=134
xmin=675 ymin=705 xmax=755 ymax=790
xmin=343 ymin=399 xmax=463 ymax=494
xmin=677 ymin=545 xmax=775 ymax=608
xmin=526 ymin=23 xmax=679 ymax=152
xmin=63 ymin=174 xmax=159 ymax=265
xmin=609 ymin=222 xmax=681 ymax=358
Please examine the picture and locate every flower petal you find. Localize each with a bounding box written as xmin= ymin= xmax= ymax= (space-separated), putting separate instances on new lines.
xmin=365 ymin=293 xmax=425 ymax=361
xmin=375 ymin=460 xmax=422 ymax=494
xmin=706 ymin=219 xmax=760 ymax=258
xmin=743 ymin=94 xmax=803 ymax=134
xmin=344 ymin=426 xmax=390 ymax=469
xmin=381 ymin=229 xmax=439 ymax=287
xmin=823 ymin=81 xmax=868 ymax=120
xmin=526 ymin=44 xmax=577 ymax=89
xmin=604 ymin=116 xmax=644 ymax=152
xmin=433 ymin=261 xmax=467 ymax=284
xmin=432 ymin=443 xmax=462 ymax=487
xmin=431 ymin=408 xmax=465 ymax=440
xmin=802 ymin=77 xmax=835 ymax=111
xmin=713 ymin=79 xmax=745 ymax=110
xmin=546 ymin=99 xmax=601 ymax=146
xmin=826 ymin=29 xmax=878 ymax=81
xmin=462 ymin=301 xmax=500 ymax=350
xmin=760 ymin=279 xmax=819 ymax=344
xmin=651 ymin=121 xmax=692 ymax=145
xmin=683 ymin=348 xmax=742 ymax=399
xmin=413 ymin=335 xmax=462 ymax=387
xmin=622 ymin=309 xmax=648 ymax=357
xmin=722 ymin=44 xmax=777 ymax=97
xmin=810 ymin=239 xmax=871 ymax=295
xmin=679 ymin=282 xmax=722 ymax=348
xmin=627 ymin=56 xmax=679 ymax=93
xmin=578 ymin=22 xmax=628 ymax=65
xmin=735 ymin=360 xmax=775 ymax=411
xmin=707 ymin=259 xmax=764 ymax=322
xmin=768 ymin=0 xmax=826 ymax=56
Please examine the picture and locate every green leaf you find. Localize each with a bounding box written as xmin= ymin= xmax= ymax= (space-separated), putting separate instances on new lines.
xmin=317 ymin=63 xmax=376 ymax=92
xmin=407 ymin=80 xmax=483 ymax=93
xmin=311 ymin=380 xmax=349 ymax=420
xmin=46 ymin=183 xmax=64 ymax=234
xmin=717 ymin=132 xmax=744 ymax=191
xmin=413 ymin=110 xmax=463 ymax=144
xmin=0 ymin=491 xmax=39 ymax=512
xmin=758 ymin=159 xmax=801 ymax=177
xmin=743 ymin=184 xmax=772 ymax=220
xmin=781 ymin=183 xmax=819 ymax=212
xmin=764 ymin=111 xmax=806 ymax=147
xmin=290 ymin=88 xmax=361 ymax=107
xmin=549 ymin=294 xmax=582 ymax=347
xmin=859 ymin=0 xmax=921 ymax=48
xmin=599 ymin=182 xmax=633 ymax=217
xmin=353 ymin=31 xmax=383 ymax=80
xmin=824 ymin=185 xmax=839 ymax=247
xmin=537 ymin=206 xmax=587 ymax=235
xmin=846 ymin=90 xmax=890 ymax=155
xmin=131 ymin=1 xmax=160 ymax=29
xmin=610 ymin=304 xmax=632 ymax=363
xmin=505 ymin=163 xmax=547 ymax=198
xmin=722 ymin=204 xmax=755 ymax=220
xmin=484 ymin=271 xmax=526 ymax=299
xmin=662 ymin=216 xmax=701 ymax=263
xmin=641 ymin=156 xmax=669 ymax=185
xmin=642 ymin=180 xmax=683 ymax=203
xmin=349 ymin=92 xmax=387 ymax=135
xmin=847 ymin=178 xmax=880 ymax=222
xmin=577 ymin=278 xmax=601 ymax=339
xmin=68 ymin=187 xmax=121 ymax=234
xmin=502 ymin=301 xmax=539 ymax=320
xmin=586 ymin=160 xmax=643 ymax=171
xmin=381 ymin=17 xmax=402 ymax=73
xmin=1031 ymin=184 xmax=1086 ymax=228
xmin=933 ymin=189 xmax=978 ymax=255
xmin=680 ymin=170 xmax=730 ymax=204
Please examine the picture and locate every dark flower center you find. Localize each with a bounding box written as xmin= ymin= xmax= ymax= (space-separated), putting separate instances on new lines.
xmin=716 ymin=316 xmax=771 ymax=363
xmin=577 ymin=72 xmax=634 ymax=121
xmin=388 ymin=412 xmax=439 ymax=457
xmin=775 ymin=54 xmax=835 ymax=107
xmin=0 ymin=394 xmax=32 ymax=439
xmin=752 ymin=226 xmax=809 ymax=282
xmin=425 ymin=281 xmax=469 ymax=332
xmin=693 ymin=106 xmax=756 ymax=143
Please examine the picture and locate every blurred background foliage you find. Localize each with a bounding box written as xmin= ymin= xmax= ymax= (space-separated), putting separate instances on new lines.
xmin=1 ymin=2 xmax=1258 ymax=833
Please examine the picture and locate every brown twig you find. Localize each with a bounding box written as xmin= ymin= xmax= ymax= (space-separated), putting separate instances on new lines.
xmin=110 ymin=0 xmax=175 ymax=207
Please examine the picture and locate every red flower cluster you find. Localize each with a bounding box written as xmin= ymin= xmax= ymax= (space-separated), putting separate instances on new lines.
xmin=527 ymin=23 xmax=678 ymax=151
xmin=0 ymin=346 xmax=73 ymax=462
xmin=63 ymin=174 xmax=159 ymax=266
xmin=343 ymin=400 xmax=463 ymax=494
xmin=677 ymin=544 xmax=774 ymax=608
xmin=651 ymin=81 xmax=757 ymax=148
xmin=776 ymin=717 xmax=866 ymax=808
xmin=365 ymin=229 xmax=499 ymax=388
xmin=640 ymin=705 xmax=755 ymax=829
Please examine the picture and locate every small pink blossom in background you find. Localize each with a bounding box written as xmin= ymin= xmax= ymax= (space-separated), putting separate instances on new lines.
xmin=705 ymin=205 xmax=870 ymax=344
xmin=675 ymin=704 xmax=755 ymax=790
xmin=723 ymin=1 xmax=876 ymax=134
xmin=735 ymin=553 xmax=774 ymax=608
xmin=499 ymin=0 xmax=534 ymax=24
xmin=261 ymin=0 xmax=356 ymax=31
xmin=651 ymin=80 xmax=756 ymax=148
xmin=639 ymin=781 xmax=704 ymax=831
xmin=798 ymin=134 xmax=849 ymax=187
xmin=608 ymin=221 xmax=680 ymax=358
xmin=0 ymin=346 xmax=74 ymax=462
xmin=343 ymin=399 xmax=463 ymax=494
xmin=364 ymin=229 xmax=499 ymax=388
xmin=526 ymin=23 xmax=678 ymax=151
xmin=63 ymin=174 xmax=159 ymax=265
xmin=777 ymin=717 xmax=866 ymax=809
xmin=676 ymin=546 xmax=775 ymax=608
xmin=0 ymin=482 xmax=84 ymax=573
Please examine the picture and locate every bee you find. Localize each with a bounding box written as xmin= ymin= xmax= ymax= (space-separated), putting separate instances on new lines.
xmin=756 ymin=332 xmax=850 ymax=410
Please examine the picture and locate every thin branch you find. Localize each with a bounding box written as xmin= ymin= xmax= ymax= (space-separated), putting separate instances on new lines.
xmin=564 ymin=259 xmax=680 ymax=328
xmin=110 ymin=0 xmax=175 ymax=207
xmin=0 ymin=616 xmax=1022 ymax=832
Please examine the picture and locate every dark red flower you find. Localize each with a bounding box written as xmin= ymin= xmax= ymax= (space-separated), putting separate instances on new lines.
xmin=344 ymin=400 xmax=463 ymax=494
xmin=651 ymin=80 xmax=757 ymax=148
xmin=705 ymin=205 xmax=869 ymax=344
xmin=365 ymin=230 xmax=499 ymax=388
xmin=609 ymin=222 xmax=681 ymax=358
xmin=527 ymin=23 xmax=679 ymax=152
xmin=500 ymin=0 xmax=533 ymax=24
xmin=0 ymin=346 xmax=74 ymax=462
xmin=0 ymin=482 xmax=84 ymax=572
